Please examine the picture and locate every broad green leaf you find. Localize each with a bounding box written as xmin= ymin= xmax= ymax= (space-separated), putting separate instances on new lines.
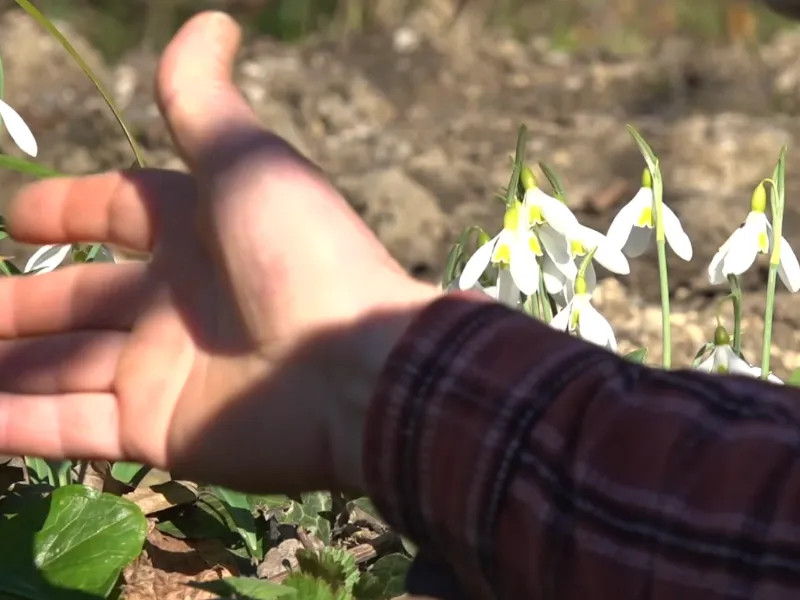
xmin=282 ymin=574 xmax=339 ymax=600
xmin=623 ymin=348 xmax=648 ymax=364
xmin=190 ymin=577 xmax=296 ymax=599
xmin=0 ymin=154 xmax=64 ymax=179
xmin=787 ymin=367 xmax=800 ymax=387
xmin=209 ymin=486 xmax=262 ymax=561
xmin=356 ymin=554 xmax=411 ymax=600
xmin=0 ymin=484 xmax=147 ymax=599
xmin=538 ymin=162 xmax=567 ymax=202
xmin=110 ymin=462 xmax=151 ymax=488
xmin=157 ymin=493 xmax=240 ymax=545
xmin=279 ymin=492 xmax=332 ymax=545
xmin=296 ymin=548 xmax=358 ymax=596
xmin=247 ymin=494 xmax=291 ymax=514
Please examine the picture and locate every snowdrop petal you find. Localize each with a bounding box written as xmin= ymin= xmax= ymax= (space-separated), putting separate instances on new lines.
xmin=536 ymin=192 xmax=581 ymax=235
xmin=696 ymin=355 xmax=715 ymax=373
xmin=549 ymin=303 xmax=572 ymax=332
xmin=661 ymin=203 xmax=693 ymax=261
xmin=496 ymin=269 xmax=521 ymax=308
xmin=538 ymin=224 xmax=571 ymax=266
xmin=0 ymin=99 xmax=38 ymax=158
xmin=458 ymin=236 xmax=497 ymax=290
xmin=542 ymin=254 xmax=568 ymax=295
xmin=24 ymin=244 xmax=71 ymax=275
xmin=745 ymin=365 xmax=785 ymax=384
xmin=777 ymin=236 xmax=800 ymax=293
xmin=579 ymin=225 xmax=630 ymax=275
xmin=720 ymin=226 xmax=758 ymax=278
xmin=622 ymin=226 xmax=653 ymax=258
xmin=509 ymin=236 xmax=539 ymax=295
xmin=608 ymin=188 xmax=650 ymax=248
xmin=578 ymin=302 xmax=616 ymax=351
xmin=727 ymin=350 xmax=754 ymax=376
xmin=708 ymin=232 xmax=735 ymax=285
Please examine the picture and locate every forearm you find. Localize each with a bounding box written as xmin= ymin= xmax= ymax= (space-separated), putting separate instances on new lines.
xmin=359 ymin=291 xmax=800 ymax=599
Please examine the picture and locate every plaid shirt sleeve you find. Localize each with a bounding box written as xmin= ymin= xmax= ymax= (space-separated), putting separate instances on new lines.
xmin=363 ymin=291 xmax=800 ymax=600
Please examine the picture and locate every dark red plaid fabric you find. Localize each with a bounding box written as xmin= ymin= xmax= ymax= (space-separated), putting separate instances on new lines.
xmin=364 ymin=291 xmax=800 ymax=599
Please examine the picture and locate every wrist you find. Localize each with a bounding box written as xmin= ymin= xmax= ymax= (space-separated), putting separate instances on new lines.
xmin=324 ymin=277 xmax=441 ymax=493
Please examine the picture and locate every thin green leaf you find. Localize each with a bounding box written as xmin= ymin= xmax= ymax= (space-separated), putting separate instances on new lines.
xmin=505 ymin=124 xmax=528 ymax=206
xmin=787 ymin=367 xmax=800 ymax=387
xmin=13 ymin=0 xmax=145 ymax=167
xmin=0 ymin=153 xmax=64 ymax=179
xmin=0 ymin=485 xmax=147 ymax=599
xmin=0 ymin=259 xmax=21 ymax=277
xmin=23 ymin=457 xmax=53 ymax=486
xmin=691 ymin=342 xmax=714 ymax=369
xmin=626 ymin=124 xmax=659 ymax=176
xmin=208 ymin=486 xmax=262 ymax=561
xmin=0 ymin=52 xmax=5 ymax=135
xmin=538 ymin=162 xmax=567 ymax=202
xmin=190 ymin=577 xmax=296 ymax=599
xmin=623 ymin=348 xmax=648 ymax=364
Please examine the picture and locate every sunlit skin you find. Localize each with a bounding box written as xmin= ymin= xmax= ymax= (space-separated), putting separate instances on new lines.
xmin=0 ymin=12 xmax=439 ymax=495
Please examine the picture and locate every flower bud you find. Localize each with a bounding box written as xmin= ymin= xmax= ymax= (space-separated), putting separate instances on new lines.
xmin=641 ymin=167 xmax=653 ymax=189
xmin=750 ymin=182 xmax=768 ymax=214
xmin=713 ymin=324 xmax=731 ymax=347
xmin=521 ymin=166 xmax=537 ymax=191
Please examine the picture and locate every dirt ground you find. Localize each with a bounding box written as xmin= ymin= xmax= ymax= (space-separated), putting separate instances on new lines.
xmin=3 ymin=3 xmax=800 ymax=375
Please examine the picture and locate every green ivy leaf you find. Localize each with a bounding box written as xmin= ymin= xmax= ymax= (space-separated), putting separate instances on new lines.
xmin=296 ymin=547 xmax=359 ymax=597
xmin=0 ymin=484 xmax=147 ymax=599
xmin=208 ymin=486 xmax=263 ymax=561
xmin=282 ymin=573 xmax=340 ymax=600
xmin=623 ymin=348 xmax=648 ymax=364
xmin=354 ymin=554 xmax=411 ymax=600
xmin=279 ymin=492 xmax=332 ymax=545
xmin=190 ymin=577 xmax=296 ymax=599
xmin=157 ymin=492 xmax=240 ymax=545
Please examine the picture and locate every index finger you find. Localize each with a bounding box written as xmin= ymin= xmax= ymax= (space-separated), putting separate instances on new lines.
xmin=7 ymin=168 xmax=195 ymax=252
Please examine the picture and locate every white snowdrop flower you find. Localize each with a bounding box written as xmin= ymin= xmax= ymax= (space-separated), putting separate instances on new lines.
xmin=24 ymin=244 xmax=71 ymax=275
xmin=696 ymin=326 xmax=783 ymax=384
xmin=0 ymin=98 xmax=38 ymax=157
xmin=549 ymin=271 xmax=616 ymax=351
xmin=459 ymin=200 xmax=542 ymax=296
xmin=542 ymin=253 xmax=597 ymax=306
xmin=539 ymin=222 xmax=629 ymax=290
xmin=708 ymin=182 xmax=800 ymax=293
xmin=606 ymin=168 xmax=692 ymax=261
xmin=446 ymin=275 xmax=520 ymax=309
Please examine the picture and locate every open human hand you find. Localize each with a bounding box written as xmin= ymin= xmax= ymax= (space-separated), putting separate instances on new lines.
xmin=0 ymin=12 xmax=438 ymax=494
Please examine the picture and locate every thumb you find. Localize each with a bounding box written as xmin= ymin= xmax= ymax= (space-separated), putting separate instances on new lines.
xmin=155 ymin=11 xmax=303 ymax=175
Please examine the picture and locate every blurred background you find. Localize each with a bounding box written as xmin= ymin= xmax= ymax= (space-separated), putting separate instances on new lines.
xmin=8 ymin=0 xmax=798 ymax=60
xmin=4 ymin=0 xmax=800 ymax=373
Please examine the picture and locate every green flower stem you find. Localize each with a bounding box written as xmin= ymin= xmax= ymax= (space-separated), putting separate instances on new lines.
xmin=726 ymin=274 xmax=743 ymax=355
xmin=761 ymin=183 xmax=784 ymax=380
xmin=14 ymin=0 xmax=145 ymax=167
xmin=653 ymin=170 xmax=671 ymax=369
xmin=538 ymin=267 xmax=553 ymax=322
xmin=525 ymin=293 xmax=541 ymax=320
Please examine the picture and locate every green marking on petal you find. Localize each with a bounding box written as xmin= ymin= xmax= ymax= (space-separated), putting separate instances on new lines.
xmin=528 ymin=234 xmax=543 ymax=256
xmin=570 ymin=239 xmax=586 ymax=256
xmin=715 ymin=364 xmax=728 ymax=374
xmin=492 ymin=242 xmax=511 ymax=265
xmin=636 ymin=206 xmax=654 ymax=228
xmin=504 ymin=202 xmax=521 ymax=231
xmin=758 ymin=231 xmax=769 ymax=254
xmin=574 ymin=277 xmax=588 ymax=295
xmin=569 ymin=308 xmax=580 ymax=331
xmin=528 ymin=204 xmax=544 ymax=225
